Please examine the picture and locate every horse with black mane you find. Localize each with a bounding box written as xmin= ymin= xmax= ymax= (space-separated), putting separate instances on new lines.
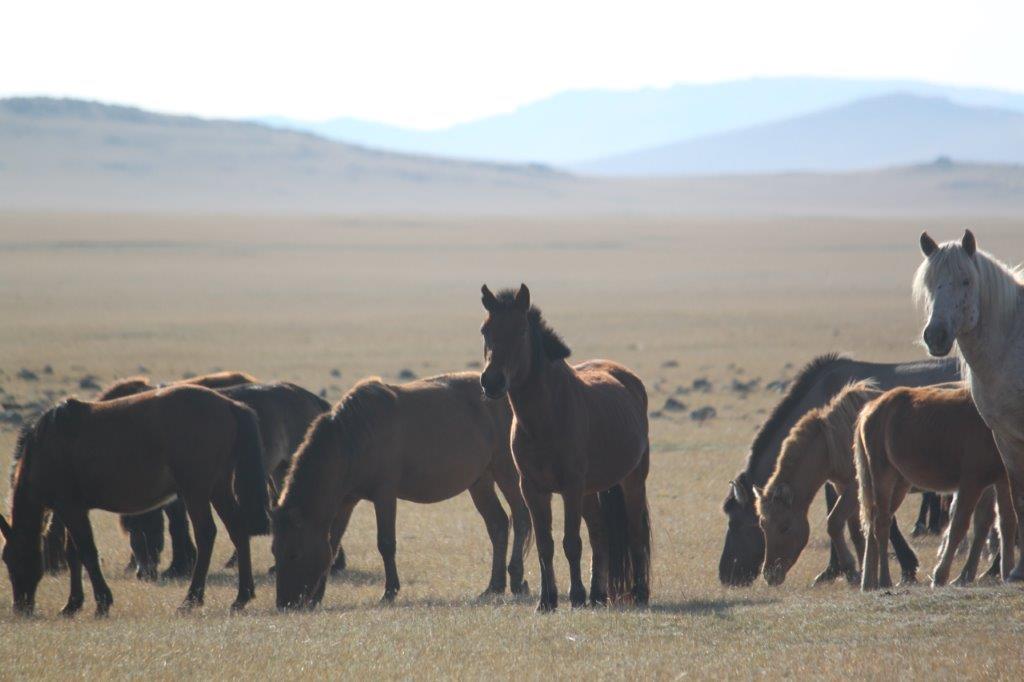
xmin=479 ymin=284 xmax=651 ymax=611
xmin=0 ymin=385 xmax=270 ymax=616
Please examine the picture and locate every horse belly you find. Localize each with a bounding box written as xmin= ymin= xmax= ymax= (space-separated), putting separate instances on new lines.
xmin=396 ymin=435 xmax=493 ymax=504
xmin=76 ymin=451 xmax=178 ymax=514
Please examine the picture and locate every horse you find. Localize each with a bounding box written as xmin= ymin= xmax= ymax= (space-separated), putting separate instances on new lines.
xmin=912 ymin=492 xmax=950 ymax=537
xmin=720 ymin=353 xmax=959 ymax=586
xmin=935 ymin=486 xmax=1002 ymax=585
xmin=855 ymin=385 xmax=1017 ymax=590
xmin=100 ymin=377 xmax=331 ymax=580
xmin=0 ymin=385 xmax=270 ymax=616
xmin=273 ymin=372 xmax=532 ymax=609
xmin=479 ymin=284 xmax=651 ymax=612
xmin=916 ymin=229 xmax=1024 ymax=581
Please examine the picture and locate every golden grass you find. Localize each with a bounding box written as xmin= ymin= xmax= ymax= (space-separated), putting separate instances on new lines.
xmin=1 ymin=212 xmax=1023 ymax=679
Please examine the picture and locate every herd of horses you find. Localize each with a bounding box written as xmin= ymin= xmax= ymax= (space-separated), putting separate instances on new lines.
xmin=1 ymin=283 xmax=651 ymax=615
xmin=2 ymin=229 xmax=1022 ymax=617
xmin=723 ymin=229 xmax=1024 ymax=593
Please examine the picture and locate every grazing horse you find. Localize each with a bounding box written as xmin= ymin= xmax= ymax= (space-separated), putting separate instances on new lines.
xmin=916 ymin=229 xmax=1024 ymax=581
xmin=720 ymin=353 xmax=959 ymax=586
xmin=855 ymin=385 xmax=1016 ymax=590
xmin=273 ymin=373 xmax=532 ymax=609
xmin=479 ymin=284 xmax=651 ymax=611
xmin=102 ymin=377 xmax=331 ymax=580
xmin=0 ymin=386 xmax=270 ymax=616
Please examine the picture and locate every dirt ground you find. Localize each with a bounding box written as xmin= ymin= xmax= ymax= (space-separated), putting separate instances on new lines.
xmin=1 ymin=212 xmax=1022 ymax=679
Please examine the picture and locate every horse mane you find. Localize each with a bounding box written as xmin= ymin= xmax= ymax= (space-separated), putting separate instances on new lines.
xmin=745 ymin=353 xmax=847 ymax=469
xmin=279 ymin=377 xmax=397 ymax=507
xmin=760 ymin=379 xmax=879 ymax=510
xmin=913 ymin=242 xmax=1024 ymax=345
xmin=493 ymin=288 xmax=571 ymax=360
xmin=97 ymin=376 xmax=154 ymax=400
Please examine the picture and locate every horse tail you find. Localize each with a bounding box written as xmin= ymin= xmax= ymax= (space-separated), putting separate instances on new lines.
xmin=854 ymin=411 xmax=875 ymax=541
xmin=230 ymin=402 xmax=271 ymax=535
xmin=601 ymin=477 xmax=652 ymax=602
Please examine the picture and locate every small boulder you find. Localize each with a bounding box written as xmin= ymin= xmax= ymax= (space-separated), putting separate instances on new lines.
xmin=17 ymin=368 xmax=38 ymax=381
xmin=663 ymin=397 xmax=687 ymax=412
xmin=330 ymin=368 xmax=342 ymax=378
xmin=79 ymin=375 xmax=101 ymax=390
xmin=690 ymin=406 xmax=717 ymax=423
xmin=398 ymin=369 xmax=417 ymax=381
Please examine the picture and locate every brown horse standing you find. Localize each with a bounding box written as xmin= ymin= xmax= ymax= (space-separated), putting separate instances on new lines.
xmin=273 ymin=373 xmax=532 ymax=609
xmin=480 ymin=284 xmax=651 ymax=611
xmin=856 ymin=385 xmax=1017 ymax=590
xmin=0 ymin=385 xmax=270 ymax=616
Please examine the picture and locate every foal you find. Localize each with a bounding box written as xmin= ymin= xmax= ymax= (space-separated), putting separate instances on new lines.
xmin=480 ymin=284 xmax=652 ymax=611
xmin=856 ymin=385 xmax=1016 ymax=590
xmin=0 ymin=386 xmax=270 ymax=616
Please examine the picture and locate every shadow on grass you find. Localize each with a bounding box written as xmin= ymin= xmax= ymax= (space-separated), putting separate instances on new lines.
xmin=645 ymin=596 xmax=778 ymax=616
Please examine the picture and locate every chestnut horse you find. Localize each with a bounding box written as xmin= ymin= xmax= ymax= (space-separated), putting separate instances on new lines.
xmin=856 ymin=385 xmax=1017 ymax=590
xmin=0 ymin=385 xmax=270 ymax=616
xmin=273 ymin=373 xmax=532 ymax=609
xmin=480 ymin=284 xmax=651 ymax=611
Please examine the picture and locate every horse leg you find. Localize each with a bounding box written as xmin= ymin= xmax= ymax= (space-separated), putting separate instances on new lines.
xmin=816 ymin=484 xmax=859 ymax=586
xmin=992 ymin=433 xmax=1024 ymax=581
xmin=621 ymin=468 xmax=652 ymax=606
xmin=163 ymin=498 xmax=197 ymax=580
xmin=954 ymin=487 xmax=995 ymax=585
xmin=60 ymin=524 xmax=84 ymax=617
xmin=994 ymin=478 xmax=1018 ymax=581
xmin=43 ymin=514 xmax=68 ymax=574
xmin=468 ymin=475 xmax=510 ymax=596
xmin=581 ymin=493 xmax=608 ymax=605
xmin=889 ymin=518 xmax=919 ymax=585
xmin=521 ymin=478 xmax=557 ymax=612
xmin=817 ymin=483 xmax=844 ymax=579
xmin=846 ymin=513 xmax=865 ymax=566
xmin=55 ymin=505 xmax=113 ymax=616
xmin=373 ymin=495 xmax=400 ymax=603
xmin=180 ymin=496 xmax=217 ymax=610
xmin=878 ymin=483 xmax=910 ymax=588
xmin=913 ymin=493 xmax=932 ymax=537
xmin=933 ymin=487 xmax=979 ymax=586
xmin=560 ymin=482 xmax=587 ymax=608
xmin=209 ymin=484 xmax=256 ymax=610
xmin=329 ymin=499 xmax=358 ymax=576
xmin=494 ymin=464 xmax=531 ymax=596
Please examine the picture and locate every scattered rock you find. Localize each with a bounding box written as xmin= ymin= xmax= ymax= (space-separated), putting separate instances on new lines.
xmin=42 ymin=365 xmax=54 ymax=375
xmin=730 ymin=378 xmax=760 ymax=396
xmin=663 ymin=397 xmax=687 ymax=412
xmin=649 ymin=410 xmax=665 ymax=419
xmin=330 ymin=368 xmax=342 ymax=378
xmin=398 ymin=369 xmax=417 ymax=380
xmin=137 ymin=365 xmax=149 ymax=373
xmin=319 ymin=388 xmax=328 ymax=399
xmin=766 ymin=379 xmax=791 ymax=393
xmin=182 ymin=371 xmax=196 ymax=379
xmin=0 ymin=409 xmax=24 ymax=426
xmin=466 ymin=360 xmax=481 ymax=369
xmin=690 ymin=406 xmax=717 ymax=423
xmin=674 ymin=385 xmax=691 ymax=396
xmin=661 ymin=359 xmax=679 ymax=368
xmin=79 ymin=375 xmax=101 ymax=390
xmin=17 ymin=368 xmax=38 ymax=381
xmin=691 ymin=378 xmax=712 ymax=393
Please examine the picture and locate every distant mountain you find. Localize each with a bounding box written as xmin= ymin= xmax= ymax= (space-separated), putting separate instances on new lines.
xmin=258 ymin=77 xmax=1024 ymax=164
xmin=579 ymin=94 xmax=1024 ymax=176
xmin=3 ymin=97 xmax=1024 ymax=216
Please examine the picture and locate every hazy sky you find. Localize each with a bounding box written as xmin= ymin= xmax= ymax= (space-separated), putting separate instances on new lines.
xmin=3 ymin=0 xmax=1022 ymax=128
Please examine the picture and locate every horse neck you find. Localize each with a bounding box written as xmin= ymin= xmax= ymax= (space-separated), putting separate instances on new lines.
xmin=287 ymin=436 xmax=353 ymax=528
xmin=774 ymin=439 xmax=831 ymax=511
xmin=508 ymin=357 xmax=573 ymax=435
xmin=958 ymin=291 xmax=1023 ymax=386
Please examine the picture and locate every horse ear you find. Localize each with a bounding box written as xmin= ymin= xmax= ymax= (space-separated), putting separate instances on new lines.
xmin=751 ymin=485 xmax=764 ymax=502
xmin=0 ymin=512 xmax=10 ymax=542
xmin=962 ymin=229 xmax=977 ymax=257
xmin=481 ymin=285 xmax=498 ymax=312
xmin=731 ymin=477 xmax=750 ymax=506
xmin=514 ymin=283 xmax=530 ymax=312
xmin=920 ymin=231 xmax=938 ymax=257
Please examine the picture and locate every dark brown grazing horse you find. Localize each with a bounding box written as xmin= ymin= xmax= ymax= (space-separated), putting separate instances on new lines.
xmin=856 ymin=386 xmax=1017 ymax=590
xmin=100 ymin=377 xmax=331 ymax=580
xmin=480 ymin=284 xmax=652 ymax=612
xmin=34 ymin=371 xmax=258 ymax=581
xmin=0 ymin=385 xmax=270 ymax=616
xmin=274 ymin=373 xmax=532 ymax=609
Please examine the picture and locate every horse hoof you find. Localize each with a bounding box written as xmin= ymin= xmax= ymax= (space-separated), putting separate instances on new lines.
xmin=511 ymin=580 xmax=530 ymax=597
xmin=589 ymin=592 xmax=608 ymax=607
xmin=60 ymin=600 xmax=83 ymax=617
xmin=569 ymin=587 xmax=587 ymax=608
xmin=162 ymin=566 xmax=193 ymax=581
xmin=380 ymin=591 xmax=398 ymax=605
xmin=898 ymin=574 xmax=918 ymax=587
xmin=178 ymin=597 xmax=203 ymax=613
xmin=267 ymin=565 xmax=277 ymax=576
xmin=536 ymin=601 xmax=557 ymax=614
xmin=1006 ymin=568 xmax=1024 ymax=583
xmin=230 ymin=600 xmax=249 ymax=612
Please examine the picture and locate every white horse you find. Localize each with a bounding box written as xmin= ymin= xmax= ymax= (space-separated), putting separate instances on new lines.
xmin=914 ymin=229 xmax=1024 ymax=580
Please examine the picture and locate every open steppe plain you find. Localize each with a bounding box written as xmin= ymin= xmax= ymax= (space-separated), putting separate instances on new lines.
xmin=1 ymin=212 xmax=1023 ymax=679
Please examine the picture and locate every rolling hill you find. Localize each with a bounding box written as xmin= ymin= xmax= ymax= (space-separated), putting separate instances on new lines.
xmin=2 ymin=96 xmax=1024 ymax=216
xmin=579 ymin=94 xmax=1024 ymax=176
xmin=259 ymin=77 xmax=1024 ymax=165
